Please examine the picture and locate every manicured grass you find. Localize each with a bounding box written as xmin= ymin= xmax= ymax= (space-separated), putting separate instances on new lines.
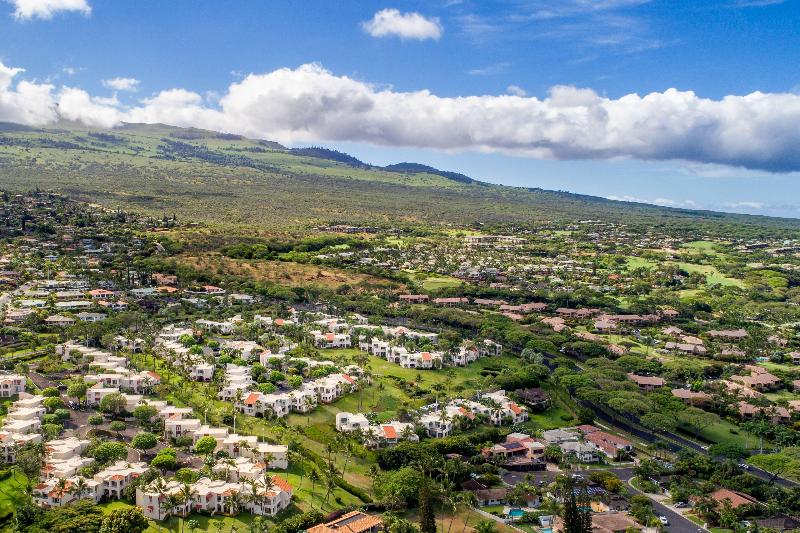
xmin=676 ymin=262 xmax=743 ymax=287
xmin=625 ymin=256 xmax=743 ymax=287
xmin=0 ymin=471 xmax=29 ymax=518
xmin=759 ymin=361 xmax=800 ymax=374
xmin=678 ymin=418 xmax=759 ymax=450
xmin=523 ymin=388 xmax=576 ymax=430
xmin=99 ymin=500 xmax=262 ymax=533
xmin=625 ymin=257 xmax=657 ymax=269
xmin=764 ymin=390 xmax=800 ymax=402
xmin=421 ymin=276 xmax=463 ymax=291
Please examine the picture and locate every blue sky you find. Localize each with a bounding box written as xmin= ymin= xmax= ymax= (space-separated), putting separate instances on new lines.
xmin=2 ymin=0 xmax=800 ymax=217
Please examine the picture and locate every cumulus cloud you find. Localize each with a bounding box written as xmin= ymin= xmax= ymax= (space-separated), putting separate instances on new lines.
xmin=4 ymin=60 xmax=800 ymax=173
xmin=506 ymin=85 xmax=527 ymax=97
xmin=607 ymin=196 xmax=700 ymax=208
xmin=10 ymin=0 xmax=90 ymax=20
xmin=102 ymin=77 xmax=139 ymax=92
xmin=361 ymin=9 xmax=442 ymax=40
xmin=725 ymin=201 xmax=764 ymax=209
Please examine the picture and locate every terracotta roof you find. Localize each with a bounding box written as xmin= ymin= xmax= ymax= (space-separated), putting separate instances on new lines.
xmin=710 ymin=488 xmax=760 ymax=508
xmin=307 ymin=511 xmax=383 ymax=533
xmin=271 ymin=475 xmax=292 ymax=493
xmin=245 ymin=392 xmax=260 ymax=406
xmin=382 ymin=425 xmax=398 ymax=439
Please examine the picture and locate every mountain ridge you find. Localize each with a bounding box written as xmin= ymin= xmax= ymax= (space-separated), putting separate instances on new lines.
xmin=0 ymin=120 xmax=797 ymax=233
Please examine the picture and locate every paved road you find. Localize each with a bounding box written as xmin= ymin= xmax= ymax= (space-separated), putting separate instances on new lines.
xmin=503 ymin=468 xmax=705 ymax=533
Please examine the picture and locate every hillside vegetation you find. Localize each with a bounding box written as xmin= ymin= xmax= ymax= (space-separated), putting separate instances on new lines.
xmin=0 ymin=121 xmax=798 ymax=233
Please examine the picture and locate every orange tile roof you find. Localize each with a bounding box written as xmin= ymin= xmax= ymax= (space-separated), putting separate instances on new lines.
xmin=307 ymin=511 xmax=383 ymax=533
xmin=382 ymin=425 xmax=398 ymax=439
xmin=271 ymin=475 xmax=292 ymax=492
xmin=244 ymin=392 xmax=260 ymax=406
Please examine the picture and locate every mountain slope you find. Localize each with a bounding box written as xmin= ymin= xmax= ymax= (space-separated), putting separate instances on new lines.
xmin=0 ymin=121 xmax=797 ymax=233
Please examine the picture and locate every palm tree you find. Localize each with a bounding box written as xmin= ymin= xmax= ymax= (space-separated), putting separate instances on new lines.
xmin=308 ymin=468 xmax=321 ymax=508
xmin=55 ymin=478 xmax=68 ymax=504
xmin=460 ymin=492 xmax=478 ymax=533
xmin=163 ymin=492 xmax=182 ymax=522
xmin=68 ymin=476 xmax=89 ymax=502
xmin=150 ymin=477 xmax=168 ymax=520
xmin=228 ymin=490 xmax=246 ymax=515
xmin=244 ymin=478 xmax=261 ymax=514
xmin=178 ymin=482 xmax=197 ymax=520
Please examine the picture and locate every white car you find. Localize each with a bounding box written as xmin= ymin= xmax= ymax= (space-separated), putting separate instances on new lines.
xmin=659 ymin=516 xmax=669 ymax=526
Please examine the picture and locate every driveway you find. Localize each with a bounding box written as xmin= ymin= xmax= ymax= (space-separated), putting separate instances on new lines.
xmin=503 ymin=467 xmax=704 ymax=533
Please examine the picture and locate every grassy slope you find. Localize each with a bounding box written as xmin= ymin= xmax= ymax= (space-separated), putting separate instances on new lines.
xmin=2 ymin=122 xmax=800 ymax=231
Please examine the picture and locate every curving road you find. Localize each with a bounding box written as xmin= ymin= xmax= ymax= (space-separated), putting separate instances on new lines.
xmin=502 ymin=468 xmax=706 ymax=533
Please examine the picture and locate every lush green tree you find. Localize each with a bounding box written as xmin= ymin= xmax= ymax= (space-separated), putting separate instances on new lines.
xmin=132 ymin=404 xmax=157 ymax=428
xmin=43 ymin=397 xmax=64 ymax=412
xmin=41 ymin=387 xmax=60 ymax=397
xmin=67 ymin=381 xmax=88 ymax=403
xmin=99 ymin=392 xmax=127 ymax=415
xmin=375 ymin=466 xmax=423 ymax=507
xmin=709 ymin=443 xmax=749 ymax=461
xmin=194 ymin=435 xmax=217 ymax=455
xmin=678 ymin=407 xmax=720 ymax=440
xmin=89 ymin=441 xmax=128 ymax=464
xmin=383 ymin=513 xmax=422 ymax=533
xmin=418 ymin=479 xmax=436 ymax=533
xmin=131 ymin=432 xmax=158 ymax=454
xmin=474 ymin=521 xmax=497 ymax=533
xmin=150 ymin=453 xmax=177 ymax=471
xmin=98 ymin=506 xmax=148 ymax=533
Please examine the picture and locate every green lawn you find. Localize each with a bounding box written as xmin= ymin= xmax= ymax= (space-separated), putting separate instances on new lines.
xmin=0 ymin=470 xmax=29 ymax=518
xmin=421 ymin=276 xmax=463 ymax=291
xmin=675 ymin=263 xmax=743 ymax=288
xmin=625 ymin=257 xmax=658 ymax=269
xmin=678 ymin=418 xmax=759 ymax=449
xmin=99 ymin=500 xmax=262 ymax=533
xmin=681 ymin=241 xmax=726 ymax=257
xmin=625 ymin=256 xmax=743 ymax=287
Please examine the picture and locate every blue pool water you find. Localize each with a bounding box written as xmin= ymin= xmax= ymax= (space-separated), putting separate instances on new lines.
xmin=508 ymin=509 xmax=525 ymax=518
xmin=541 ymin=528 xmax=553 ymax=533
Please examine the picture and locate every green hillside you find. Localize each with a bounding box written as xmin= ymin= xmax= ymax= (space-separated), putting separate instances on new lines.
xmin=0 ymin=121 xmax=798 ymax=233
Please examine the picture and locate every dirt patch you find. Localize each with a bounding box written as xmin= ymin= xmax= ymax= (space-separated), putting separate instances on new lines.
xmin=178 ymin=253 xmax=405 ymax=292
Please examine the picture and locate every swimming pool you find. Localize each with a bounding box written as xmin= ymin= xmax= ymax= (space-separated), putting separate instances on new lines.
xmin=508 ymin=509 xmax=525 ymax=519
xmin=540 ymin=527 xmax=553 ymax=533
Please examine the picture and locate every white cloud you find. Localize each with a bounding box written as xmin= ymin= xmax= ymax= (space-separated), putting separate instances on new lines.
xmin=467 ymin=62 xmax=510 ymax=76
xmin=607 ymin=195 xmax=700 ymax=208
xmin=361 ymin=9 xmax=442 ymax=40
xmin=102 ymin=77 xmax=139 ymax=92
xmin=10 ymin=0 xmax=90 ymax=20
xmin=725 ymin=201 xmax=764 ymax=209
xmin=507 ymin=85 xmax=527 ymax=97
xmin=4 ymin=60 xmax=800 ymax=173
